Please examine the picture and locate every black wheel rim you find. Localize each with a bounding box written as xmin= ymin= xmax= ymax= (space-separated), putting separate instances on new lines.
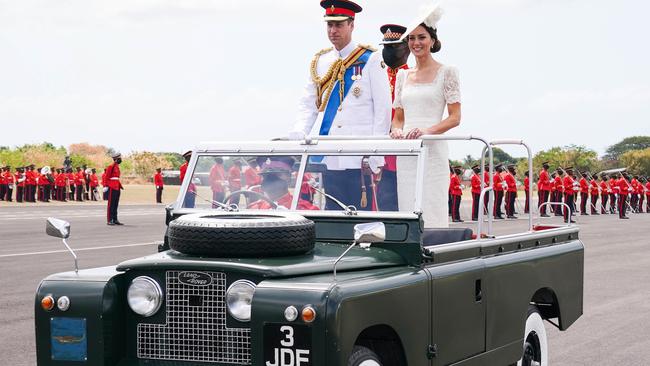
xmin=522 ymin=331 xmax=541 ymax=366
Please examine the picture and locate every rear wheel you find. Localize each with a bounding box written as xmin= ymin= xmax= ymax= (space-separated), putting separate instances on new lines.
xmin=517 ymin=306 xmax=548 ymax=366
xmin=348 ymin=346 xmax=382 ymax=366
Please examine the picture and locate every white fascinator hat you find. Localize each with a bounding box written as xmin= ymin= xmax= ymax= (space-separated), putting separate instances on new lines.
xmin=400 ymin=3 xmax=444 ymax=42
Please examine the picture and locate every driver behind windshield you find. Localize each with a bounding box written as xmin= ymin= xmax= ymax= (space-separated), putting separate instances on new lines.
xmin=248 ymin=157 xmax=319 ymax=210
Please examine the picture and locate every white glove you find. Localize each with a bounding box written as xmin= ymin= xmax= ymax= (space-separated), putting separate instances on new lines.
xmin=368 ymin=156 xmax=384 ymax=174
xmin=103 ymin=187 xmax=109 ymax=193
xmin=8 ymin=184 xmax=13 ymax=189
xmin=156 ymin=186 xmax=160 ymax=189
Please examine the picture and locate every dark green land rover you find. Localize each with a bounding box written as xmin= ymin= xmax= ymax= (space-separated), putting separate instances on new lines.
xmin=35 ymin=138 xmax=583 ymax=366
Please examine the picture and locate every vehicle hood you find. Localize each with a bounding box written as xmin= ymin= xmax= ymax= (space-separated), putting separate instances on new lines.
xmin=116 ymin=242 xmax=406 ymax=278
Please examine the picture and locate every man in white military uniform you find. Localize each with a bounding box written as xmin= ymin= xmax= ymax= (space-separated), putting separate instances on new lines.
xmin=291 ymin=0 xmax=392 ymax=210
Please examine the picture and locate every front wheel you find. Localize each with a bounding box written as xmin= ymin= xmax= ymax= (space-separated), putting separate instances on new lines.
xmin=517 ymin=306 xmax=548 ymax=366
xmin=348 ymin=346 xmax=382 ymax=366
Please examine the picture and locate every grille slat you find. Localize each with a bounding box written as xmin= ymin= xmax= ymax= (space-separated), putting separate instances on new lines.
xmin=137 ymin=271 xmax=251 ymax=364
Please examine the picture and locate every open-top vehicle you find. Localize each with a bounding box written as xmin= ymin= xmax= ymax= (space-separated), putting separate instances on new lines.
xmin=35 ymin=137 xmax=583 ymax=366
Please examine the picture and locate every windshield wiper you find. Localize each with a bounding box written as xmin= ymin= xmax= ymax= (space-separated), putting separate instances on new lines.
xmin=309 ymin=185 xmax=357 ymax=215
xmin=189 ymin=190 xmax=238 ymax=212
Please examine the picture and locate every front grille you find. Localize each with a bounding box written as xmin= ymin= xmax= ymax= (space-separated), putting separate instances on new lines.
xmin=137 ymin=271 xmax=251 ymax=364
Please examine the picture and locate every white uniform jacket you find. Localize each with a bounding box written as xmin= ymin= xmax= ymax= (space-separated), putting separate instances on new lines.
xmin=292 ymin=41 xmax=392 ymax=170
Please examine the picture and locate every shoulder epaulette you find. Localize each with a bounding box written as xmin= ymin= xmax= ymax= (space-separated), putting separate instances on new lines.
xmin=358 ymin=44 xmax=377 ymax=52
xmin=314 ymin=47 xmax=333 ymax=57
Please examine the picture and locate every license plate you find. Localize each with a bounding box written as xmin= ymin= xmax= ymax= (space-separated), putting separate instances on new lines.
xmin=50 ymin=317 xmax=87 ymax=361
xmin=263 ymin=323 xmax=312 ymax=366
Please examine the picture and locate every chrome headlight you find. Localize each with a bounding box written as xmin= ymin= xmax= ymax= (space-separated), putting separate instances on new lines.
xmin=127 ymin=276 xmax=163 ymax=317
xmin=226 ymin=280 xmax=256 ymax=322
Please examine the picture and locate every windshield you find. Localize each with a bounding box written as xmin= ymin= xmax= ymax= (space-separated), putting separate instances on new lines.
xmin=180 ymin=153 xmax=419 ymax=213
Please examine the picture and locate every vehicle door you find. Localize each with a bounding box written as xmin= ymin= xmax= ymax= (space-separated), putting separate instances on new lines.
xmin=425 ymin=259 xmax=486 ymax=365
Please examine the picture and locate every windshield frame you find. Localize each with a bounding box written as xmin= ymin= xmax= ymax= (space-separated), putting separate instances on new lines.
xmin=172 ymin=140 xmax=426 ymax=216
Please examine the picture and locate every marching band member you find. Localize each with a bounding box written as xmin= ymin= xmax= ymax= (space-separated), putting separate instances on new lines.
xmin=505 ymin=164 xmax=518 ymax=219
xmin=599 ymin=174 xmax=610 ymax=214
xmin=493 ymin=164 xmax=506 ymax=219
xmin=618 ymin=173 xmax=630 ymax=219
xmin=553 ymin=169 xmax=564 ymax=216
xmin=470 ymin=165 xmax=482 ymax=221
xmin=538 ymin=162 xmax=551 ymax=217
xmin=579 ymin=172 xmax=589 ymax=215
xmin=563 ymin=167 xmax=577 ymax=223
xmin=523 ymin=171 xmax=530 ymax=214
xmin=589 ymin=174 xmax=600 ymax=214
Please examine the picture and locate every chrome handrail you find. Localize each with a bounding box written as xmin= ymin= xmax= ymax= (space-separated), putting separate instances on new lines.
xmin=537 ymin=201 xmax=574 ymax=227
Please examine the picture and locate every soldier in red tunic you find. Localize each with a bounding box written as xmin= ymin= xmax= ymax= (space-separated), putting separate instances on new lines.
xmin=578 ymin=172 xmax=589 ymax=215
xmin=0 ymin=166 xmax=6 ymax=201
xmin=618 ymin=173 xmax=630 ymax=219
xmin=504 ymin=165 xmax=518 ymax=219
xmin=562 ymin=167 xmax=577 ymax=223
xmin=180 ymin=151 xmax=196 ymax=208
xmin=377 ymin=23 xmax=409 ymax=211
xmin=589 ymin=174 xmax=600 ymax=214
xmin=449 ymin=166 xmax=463 ymax=222
xmin=493 ymin=164 xmax=505 ymax=219
xmin=105 ymin=153 xmax=124 ymax=225
xmin=537 ymin=162 xmax=551 ymax=217
xmin=599 ymin=174 xmax=610 ymax=214
xmin=244 ymin=158 xmax=262 ymax=190
xmin=74 ymin=167 xmax=85 ymax=202
xmin=25 ymin=164 xmax=37 ymax=202
xmin=637 ymin=176 xmax=645 ymax=213
xmin=523 ymin=171 xmax=530 ymax=214
xmin=629 ymin=175 xmax=640 ymax=212
xmin=228 ymin=160 xmax=243 ymax=192
xmin=470 ymin=165 xmax=482 ymax=221
xmin=553 ymin=169 xmax=564 ymax=216
xmin=644 ymin=177 xmax=650 ymax=213
xmin=2 ymin=166 xmax=14 ymax=201
xmin=89 ymin=168 xmax=99 ymax=201
xmin=15 ymin=167 xmax=25 ymax=202
xmin=209 ymin=157 xmax=226 ymax=206
xmin=154 ymin=168 xmax=164 ymax=203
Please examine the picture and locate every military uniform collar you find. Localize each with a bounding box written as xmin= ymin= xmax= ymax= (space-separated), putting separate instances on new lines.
xmin=335 ymin=41 xmax=357 ymax=59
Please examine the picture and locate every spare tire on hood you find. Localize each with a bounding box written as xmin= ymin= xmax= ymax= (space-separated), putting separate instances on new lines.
xmin=168 ymin=212 xmax=315 ymax=257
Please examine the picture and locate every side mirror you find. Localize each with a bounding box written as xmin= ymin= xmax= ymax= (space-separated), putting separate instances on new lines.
xmin=45 ymin=217 xmax=77 ymax=273
xmin=46 ymin=217 xmax=70 ymax=239
xmin=334 ymin=222 xmax=386 ymax=281
xmin=354 ymin=222 xmax=385 ymax=244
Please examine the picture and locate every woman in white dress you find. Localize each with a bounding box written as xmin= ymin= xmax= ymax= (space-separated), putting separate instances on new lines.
xmin=390 ymin=5 xmax=461 ymax=228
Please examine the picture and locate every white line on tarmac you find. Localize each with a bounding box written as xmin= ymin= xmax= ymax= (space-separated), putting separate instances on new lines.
xmin=0 ymin=241 xmax=158 ymax=258
xmin=0 ymin=212 xmax=163 ymax=220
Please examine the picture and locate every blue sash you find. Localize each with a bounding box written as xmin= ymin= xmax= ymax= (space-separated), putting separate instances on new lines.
xmin=319 ymin=49 xmax=373 ymax=136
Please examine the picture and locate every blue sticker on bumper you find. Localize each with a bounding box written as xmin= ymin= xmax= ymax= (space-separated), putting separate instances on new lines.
xmin=51 ymin=317 xmax=87 ymax=361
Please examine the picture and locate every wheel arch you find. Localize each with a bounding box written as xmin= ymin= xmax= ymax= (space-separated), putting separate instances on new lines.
xmin=354 ymin=324 xmax=407 ymax=366
xmin=530 ymin=287 xmax=562 ymax=328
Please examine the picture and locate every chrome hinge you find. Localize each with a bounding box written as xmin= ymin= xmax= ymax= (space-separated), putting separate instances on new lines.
xmin=427 ymin=344 xmax=438 ymax=359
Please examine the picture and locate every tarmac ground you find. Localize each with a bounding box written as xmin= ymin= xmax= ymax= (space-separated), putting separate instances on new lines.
xmin=1 ymin=202 xmax=649 ymax=365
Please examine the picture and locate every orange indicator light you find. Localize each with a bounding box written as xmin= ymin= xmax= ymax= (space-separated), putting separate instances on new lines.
xmin=41 ymin=295 xmax=55 ymax=311
xmin=302 ymin=306 xmax=316 ymax=323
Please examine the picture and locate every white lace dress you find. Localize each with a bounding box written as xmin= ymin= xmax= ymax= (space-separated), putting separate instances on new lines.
xmin=393 ymin=65 xmax=461 ymax=228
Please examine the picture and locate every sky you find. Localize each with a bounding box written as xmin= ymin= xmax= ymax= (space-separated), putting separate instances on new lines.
xmin=1 ymin=0 xmax=649 ymax=160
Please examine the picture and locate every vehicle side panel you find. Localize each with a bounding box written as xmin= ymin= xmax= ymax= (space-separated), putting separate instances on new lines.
xmin=483 ymin=240 xmax=584 ymax=352
xmin=326 ymin=267 xmax=431 ymax=366
xmin=426 ymin=259 xmax=486 ymax=366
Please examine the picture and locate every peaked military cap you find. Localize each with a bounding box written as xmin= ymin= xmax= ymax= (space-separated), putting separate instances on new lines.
xmin=321 ymin=0 xmax=362 ymax=21
xmin=379 ymin=24 xmax=407 ymax=45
